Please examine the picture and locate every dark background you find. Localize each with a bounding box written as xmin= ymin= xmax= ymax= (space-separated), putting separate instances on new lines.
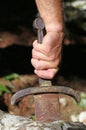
xmin=0 ymin=0 xmax=86 ymax=80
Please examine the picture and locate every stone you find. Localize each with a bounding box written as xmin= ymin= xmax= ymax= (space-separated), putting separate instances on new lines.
xmin=0 ymin=110 xmax=86 ymax=130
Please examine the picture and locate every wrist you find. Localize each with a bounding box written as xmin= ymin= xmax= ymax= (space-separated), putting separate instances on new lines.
xmin=45 ymin=23 xmax=64 ymax=33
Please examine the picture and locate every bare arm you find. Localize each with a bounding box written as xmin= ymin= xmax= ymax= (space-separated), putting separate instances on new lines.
xmin=35 ymin=0 xmax=63 ymax=32
xmin=31 ymin=0 xmax=64 ymax=79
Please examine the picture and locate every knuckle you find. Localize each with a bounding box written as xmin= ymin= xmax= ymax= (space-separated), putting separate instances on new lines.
xmin=31 ymin=59 xmax=38 ymax=69
xmin=34 ymin=62 xmax=40 ymax=69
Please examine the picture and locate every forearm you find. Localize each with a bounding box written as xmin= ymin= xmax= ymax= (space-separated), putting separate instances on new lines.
xmin=32 ymin=0 xmax=63 ymax=79
xmin=35 ymin=0 xmax=63 ymax=32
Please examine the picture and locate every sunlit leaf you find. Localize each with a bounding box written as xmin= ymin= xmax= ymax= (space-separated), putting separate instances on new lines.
xmin=0 ymin=84 xmax=11 ymax=96
xmin=4 ymin=73 xmax=20 ymax=81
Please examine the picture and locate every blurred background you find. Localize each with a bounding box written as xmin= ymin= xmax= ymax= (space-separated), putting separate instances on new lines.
xmin=0 ymin=0 xmax=86 ymax=123
xmin=0 ymin=0 xmax=85 ymax=79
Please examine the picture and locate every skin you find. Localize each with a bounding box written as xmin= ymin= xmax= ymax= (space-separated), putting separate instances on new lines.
xmin=31 ymin=0 xmax=64 ymax=79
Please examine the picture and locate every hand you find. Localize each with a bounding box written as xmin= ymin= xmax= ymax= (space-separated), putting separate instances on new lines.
xmin=31 ymin=31 xmax=63 ymax=79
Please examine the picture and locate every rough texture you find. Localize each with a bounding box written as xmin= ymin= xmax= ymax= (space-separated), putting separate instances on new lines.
xmin=0 ymin=110 xmax=86 ymax=130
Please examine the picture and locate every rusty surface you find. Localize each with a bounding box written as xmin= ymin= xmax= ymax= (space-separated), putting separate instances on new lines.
xmin=33 ymin=16 xmax=60 ymax=122
xmin=33 ymin=17 xmax=53 ymax=87
xmin=34 ymin=94 xmax=60 ymax=122
xmin=11 ymin=86 xmax=80 ymax=105
xmin=11 ymin=17 xmax=81 ymax=123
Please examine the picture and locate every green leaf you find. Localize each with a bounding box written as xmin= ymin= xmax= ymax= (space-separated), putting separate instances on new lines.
xmin=0 ymin=84 xmax=11 ymax=96
xmin=79 ymin=98 xmax=86 ymax=108
xmin=29 ymin=114 xmax=35 ymax=121
xmin=4 ymin=73 xmax=20 ymax=81
xmin=80 ymin=92 xmax=86 ymax=99
xmin=78 ymin=92 xmax=86 ymax=108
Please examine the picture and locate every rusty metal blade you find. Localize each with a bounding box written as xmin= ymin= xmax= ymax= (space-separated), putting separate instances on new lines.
xmin=34 ymin=94 xmax=60 ymax=122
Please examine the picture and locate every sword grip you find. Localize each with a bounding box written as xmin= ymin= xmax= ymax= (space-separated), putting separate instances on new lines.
xmin=33 ymin=17 xmax=52 ymax=87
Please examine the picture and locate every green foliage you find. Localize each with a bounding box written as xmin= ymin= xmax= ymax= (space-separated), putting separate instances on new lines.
xmin=0 ymin=84 xmax=11 ymax=96
xmin=29 ymin=114 xmax=35 ymax=121
xmin=4 ymin=73 xmax=20 ymax=81
xmin=79 ymin=92 xmax=86 ymax=108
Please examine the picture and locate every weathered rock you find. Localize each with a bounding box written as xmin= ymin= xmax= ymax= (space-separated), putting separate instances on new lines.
xmin=62 ymin=122 xmax=86 ymax=130
xmin=79 ymin=111 xmax=86 ymax=124
xmin=0 ymin=110 xmax=86 ymax=130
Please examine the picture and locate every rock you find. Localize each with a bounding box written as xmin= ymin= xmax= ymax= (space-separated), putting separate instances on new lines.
xmin=70 ymin=114 xmax=79 ymax=122
xmin=59 ymin=98 xmax=68 ymax=107
xmin=62 ymin=122 xmax=86 ymax=130
xmin=70 ymin=111 xmax=86 ymax=125
xmin=0 ymin=110 xmax=86 ymax=130
xmin=79 ymin=111 xmax=86 ymax=125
